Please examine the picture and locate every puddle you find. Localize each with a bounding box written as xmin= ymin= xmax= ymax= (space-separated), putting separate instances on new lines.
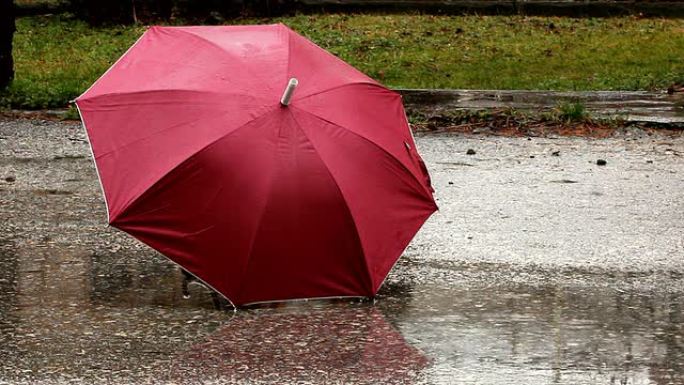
xmin=0 ymin=243 xmax=682 ymax=384
xmin=388 ymin=284 xmax=684 ymax=385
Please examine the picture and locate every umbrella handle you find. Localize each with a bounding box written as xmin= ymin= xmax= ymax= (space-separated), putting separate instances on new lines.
xmin=280 ymin=78 xmax=299 ymax=106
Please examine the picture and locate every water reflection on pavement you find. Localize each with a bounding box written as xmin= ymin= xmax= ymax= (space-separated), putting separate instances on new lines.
xmin=1 ymin=243 xmax=682 ymax=384
xmin=0 ymin=120 xmax=683 ymax=384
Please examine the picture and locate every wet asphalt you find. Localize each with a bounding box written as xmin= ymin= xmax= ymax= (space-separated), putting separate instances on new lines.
xmin=0 ymin=119 xmax=683 ymax=384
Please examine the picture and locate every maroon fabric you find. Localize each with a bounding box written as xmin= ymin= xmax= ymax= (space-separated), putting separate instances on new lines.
xmin=76 ymin=24 xmax=437 ymax=305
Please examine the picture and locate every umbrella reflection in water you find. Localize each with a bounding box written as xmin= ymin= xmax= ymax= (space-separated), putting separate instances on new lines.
xmin=163 ymin=304 xmax=429 ymax=384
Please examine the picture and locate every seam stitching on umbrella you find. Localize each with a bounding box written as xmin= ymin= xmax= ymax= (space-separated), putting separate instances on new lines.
xmin=285 ymin=24 xmax=292 ymax=89
xmin=85 ymin=92 xmax=271 ymax=158
xmin=113 ymin=105 xmax=278 ymax=223
xmin=290 ymin=109 xmax=376 ymax=295
xmin=287 ymin=28 xmax=382 ymax=99
xmin=291 ymin=106 xmax=435 ymax=201
xmin=79 ymin=90 xmax=270 ymax=105
xmin=93 ymin=108 xmax=235 ymax=160
xmin=373 ymin=208 xmax=435 ymax=295
xmin=295 ymin=81 xmax=394 ymax=102
xmin=241 ymin=295 xmax=368 ymax=307
xmin=234 ymin=125 xmax=281 ymax=303
xmin=108 ymin=225 xmax=237 ymax=309
xmin=75 ymin=102 xmax=111 ymax=223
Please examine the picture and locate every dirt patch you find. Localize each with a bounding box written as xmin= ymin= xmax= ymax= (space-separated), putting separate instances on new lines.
xmin=0 ymin=109 xmax=76 ymax=121
xmin=410 ymin=108 xmax=684 ymax=138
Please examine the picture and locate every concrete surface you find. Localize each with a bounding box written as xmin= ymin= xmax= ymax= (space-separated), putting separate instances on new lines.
xmin=0 ymin=119 xmax=683 ymax=384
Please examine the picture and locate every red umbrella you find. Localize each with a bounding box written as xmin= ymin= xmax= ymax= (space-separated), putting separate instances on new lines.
xmin=76 ymin=24 xmax=436 ymax=306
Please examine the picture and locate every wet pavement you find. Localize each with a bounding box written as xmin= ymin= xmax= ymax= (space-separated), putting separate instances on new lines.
xmin=0 ymin=118 xmax=683 ymax=384
xmin=400 ymin=89 xmax=684 ymax=125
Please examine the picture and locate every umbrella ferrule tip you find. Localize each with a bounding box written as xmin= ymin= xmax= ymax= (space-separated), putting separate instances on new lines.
xmin=280 ymin=78 xmax=299 ymax=106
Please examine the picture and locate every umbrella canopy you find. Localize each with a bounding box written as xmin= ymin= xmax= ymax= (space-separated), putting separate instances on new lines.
xmin=76 ymin=24 xmax=436 ymax=306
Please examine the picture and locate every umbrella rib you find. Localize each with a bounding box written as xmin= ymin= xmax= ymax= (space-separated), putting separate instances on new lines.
xmin=234 ymin=111 xmax=304 ymax=303
xmin=294 ymin=81 xmax=391 ymax=103
xmin=284 ymin=23 xmax=293 ymax=90
xmin=284 ymin=25 xmax=382 ymax=102
xmin=91 ymin=108 xmax=236 ymax=161
xmin=111 ymin=224 xmax=238 ymax=310
xmin=78 ymin=89 xmax=270 ymax=106
xmin=288 ymin=110 xmax=375 ymax=295
xmin=291 ymin=107 xmax=435 ymax=202
xmin=113 ymin=106 xmax=278 ymax=223
xmin=233 ymin=163 xmax=279 ymax=303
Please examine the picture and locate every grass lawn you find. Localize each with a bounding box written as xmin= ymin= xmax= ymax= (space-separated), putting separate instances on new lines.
xmin=2 ymin=13 xmax=684 ymax=109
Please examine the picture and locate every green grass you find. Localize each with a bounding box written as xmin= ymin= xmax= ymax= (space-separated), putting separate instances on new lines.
xmin=554 ymin=101 xmax=589 ymax=122
xmin=2 ymin=15 xmax=144 ymax=108
xmin=14 ymin=0 xmax=67 ymax=6
xmin=3 ymin=13 xmax=684 ymax=109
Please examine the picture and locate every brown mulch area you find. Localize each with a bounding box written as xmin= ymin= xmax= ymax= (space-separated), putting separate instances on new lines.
xmin=410 ymin=109 xmax=684 ymax=138
xmin=0 ymin=109 xmax=76 ymax=121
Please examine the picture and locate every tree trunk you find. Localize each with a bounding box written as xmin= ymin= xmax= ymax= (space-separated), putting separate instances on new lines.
xmin=0 ymin=0 xmax=15 ymax=89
